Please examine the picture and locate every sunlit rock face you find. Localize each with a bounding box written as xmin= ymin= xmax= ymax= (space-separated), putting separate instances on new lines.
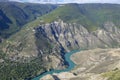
xmin=35 ymin=21 xmax=120 ymax=53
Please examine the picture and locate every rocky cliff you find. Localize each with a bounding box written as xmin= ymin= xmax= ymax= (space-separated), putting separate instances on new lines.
xmin=35 ymin=20 xmax=120 ymax=53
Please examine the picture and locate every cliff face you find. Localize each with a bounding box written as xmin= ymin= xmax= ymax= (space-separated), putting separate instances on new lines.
xmin=0 ymin=2 xmax=57 ymax=38
xmin=35 ymin=21 xmax=120 ymax=54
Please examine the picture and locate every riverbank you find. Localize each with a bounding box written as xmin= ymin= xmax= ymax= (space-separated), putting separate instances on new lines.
xmin=41 ymin=48 xmax=120 ymax=80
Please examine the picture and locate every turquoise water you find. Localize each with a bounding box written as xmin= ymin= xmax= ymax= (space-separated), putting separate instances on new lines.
xmin=32 ymin=50 xmax=79 ymax=80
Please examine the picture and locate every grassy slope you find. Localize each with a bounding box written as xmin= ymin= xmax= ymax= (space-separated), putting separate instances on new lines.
xmin=0 ymin=15 xmax=53 ymax=79
xmin=41 ymin=3 xmax=120 ymax=31
xmin=103 ymin=69 xmax=120 ymax=80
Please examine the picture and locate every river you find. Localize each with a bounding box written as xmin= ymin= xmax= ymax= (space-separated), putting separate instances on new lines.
xmin=32 ymin=50 xmax=79 ymax=80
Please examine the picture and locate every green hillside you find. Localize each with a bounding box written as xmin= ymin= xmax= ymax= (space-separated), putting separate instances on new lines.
xmin=103 ymin=69 xmax=120 ymax=80
xmin=0 ymin=2 xmax=57 ymax=38
xmin=41 ymin=3 xmax=120 ymax=31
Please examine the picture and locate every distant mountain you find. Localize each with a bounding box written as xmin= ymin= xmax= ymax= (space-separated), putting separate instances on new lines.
xmin=41 ymin=3 xmax=120 ymax=31
xmin=0 ymin=0 xmax=9 ymax=2
xmin=34 ymin=0 xmax=63 ymax=2
xmin=8 ymin=0 xmax=63 ymax=3
xmin=0 ymin=2 xmax=57 ymax=38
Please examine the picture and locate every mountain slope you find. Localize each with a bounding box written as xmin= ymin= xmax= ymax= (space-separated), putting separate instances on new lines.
xmin=0 ymin=2 xmax=57 ymax=38
xmin=9 ymin=0 xmax=64 ymax=3
xmin=41 ymin=3 xmax=120 ymax=31
xmin=0 ymin=0 xmax=9 ymax=2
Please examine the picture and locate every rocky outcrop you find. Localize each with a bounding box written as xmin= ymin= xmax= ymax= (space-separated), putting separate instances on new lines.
xmin=43 ymin=54 xmax=65 ymax=70
xmin=40 ymin=72 xmax=76 ymax=80
xmin=40 ymin=74 xmax=55 ymax=80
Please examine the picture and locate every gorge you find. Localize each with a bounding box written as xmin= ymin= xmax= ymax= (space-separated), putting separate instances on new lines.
xmin=0 ymin=3 xmax=120 ymax=80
